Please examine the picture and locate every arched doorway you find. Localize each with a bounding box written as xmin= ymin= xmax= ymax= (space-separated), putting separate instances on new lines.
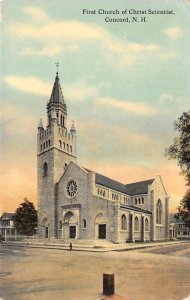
xmin=42 ymin=217 xmax=49 ymax=238
xmin=95 ymin=213 xmax=107 ymax=239
xmin=63 ymin=211 xmax=78 ymax=239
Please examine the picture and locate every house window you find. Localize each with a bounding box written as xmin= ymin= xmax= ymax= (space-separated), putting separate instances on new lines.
xmin=134 ymin=217 xmax=139 ymax=231
xmin=83 ymin=219 xmax=87 ymax=228
xmin=121 ymin=214 xmax=127 ymax=230
xmin=156 ymin=199 xmax=162 ymax=224
xmin=43 ymin=162 xmax=48 ymax=176
xmin=145 ymin=218 xmax=149 ymax=231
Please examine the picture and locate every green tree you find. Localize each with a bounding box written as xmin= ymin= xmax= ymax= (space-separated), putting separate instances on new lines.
xmin=175 ymin=190 xmax=190 ymax=229
xmin=165 ymin=111 xmax=190 ymax=225
xmin=13 ymin=198 xmax=37 ymax=236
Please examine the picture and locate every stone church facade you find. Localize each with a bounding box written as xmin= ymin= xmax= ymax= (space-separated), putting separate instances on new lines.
xmin=37 ymin=72 xmax=170 ymax=243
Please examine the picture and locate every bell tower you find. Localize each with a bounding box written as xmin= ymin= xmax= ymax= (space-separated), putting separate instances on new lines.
xmin=37 ymin=70 xmax=77 ymax=239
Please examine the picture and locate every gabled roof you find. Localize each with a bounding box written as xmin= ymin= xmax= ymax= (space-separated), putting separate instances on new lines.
xmin=49 ymin=72 xmax=65 ymax=104
xmin=95 ymin=173 xmax=154 ymax=196
xmin=96 ymin=173 xmax=128 ymax=194
xmin=125 ymin=179 xmax=154 ymax=196
xmin=0 ymin=212 xmax=14 ymax=220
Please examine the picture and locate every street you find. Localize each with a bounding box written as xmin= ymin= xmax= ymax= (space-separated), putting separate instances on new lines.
xmin=0 ymin=242 xmax=190 ymax=300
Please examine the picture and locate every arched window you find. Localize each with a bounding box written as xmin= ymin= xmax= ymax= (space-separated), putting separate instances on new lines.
xmin=48 ymin=140 xmax=50 ymax=147
xmin=70 ymin=145 xmax=72 ymax=153
xmin=46 ymin=141 xmax=48 ymax=148
xmin=67 ymin=144 xmax=69 ymax=151
xmin=138 ymin=198 xmax=141 ymax=204
xmin=43 ymin=142 xmax=45 ymax=149
xmin=135 ymin=198 xmax=137 ymax=205
xmin=63 ymin=142 xmax=65 ymax=149
xmin=64 ymin=163 xmax=68 ymax=170
xmin=59 ymin=140 xmax=62 ymax=148
xmin=43 ymin=162 xmax=48 ymax=176
xmin=60 ymin=115 xmax=62 ymax=125
xmin=156 ymin=199 xmax=162 ymax=224
xmin=41 ymin=144 xmax=43 ymax=151
xmin=145 ymin=218 xmax=149 ymax=231
xmin=134 ymin=216 xmax=139 ymax=231
xmin=142 ymin=197 xmax=144 ymax=204
xmin=121 ymin=214 xmax=127 ymax=230
xmin=83 ymin=219 xmax=87 ymax=228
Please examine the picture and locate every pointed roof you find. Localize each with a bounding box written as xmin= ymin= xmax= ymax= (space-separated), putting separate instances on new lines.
xmin=95 ymin=172 xmax=155 ymax=196
xmin=49 ymin=72 xmax=65 ymax=104
xmin=38 ymin=118 xmax=43 ymax=128
xmin=125 ymin=179 xmax=154 ymax=195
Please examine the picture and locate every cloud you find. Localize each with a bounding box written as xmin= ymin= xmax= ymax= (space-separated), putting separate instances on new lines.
xmin=65 ymin=81 xmax=98 ymax=102
xmin=95 ymin=97 xmax=155 ymax=116
xmin=163 ymin=27 xmax=183 ymax=39
xmin=4 ymin=76 xmax=51 ymax=96
xmin=4 ymin=75 xmax=98 ymax=102
xmin=6 ymin=6 xmax=160 ymax=64
xmin=21 ymin=46 xmax=63 ymax=56
xmin=23 ymin=6 xmax=50 ymax=23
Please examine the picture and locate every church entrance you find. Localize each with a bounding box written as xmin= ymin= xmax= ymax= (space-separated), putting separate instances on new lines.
xmin=62 ymin=211 xmax=78 ymax=239
xmin=69 ymin=225 xmax=76 ymax=238
xmin=99 ymin=224 xmax=106 ymax=239
xmin=95 ymin=213 xmax=107 ymax=239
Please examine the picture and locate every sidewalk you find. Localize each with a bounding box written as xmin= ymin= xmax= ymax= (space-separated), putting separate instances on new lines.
xmin=1 ymin=239 xmax=188 ymax=252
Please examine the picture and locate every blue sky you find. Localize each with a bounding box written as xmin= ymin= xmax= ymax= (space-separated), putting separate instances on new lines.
xmin=0 ymin=0 xmax=190 ymax=214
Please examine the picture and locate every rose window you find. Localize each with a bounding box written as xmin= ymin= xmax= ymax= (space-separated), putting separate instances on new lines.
xmin=67 ymin=180 xmax=77 ymax=197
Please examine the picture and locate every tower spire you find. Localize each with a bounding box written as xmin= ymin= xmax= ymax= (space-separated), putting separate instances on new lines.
xmin=49 ymin=64 xmax=65 ymax=104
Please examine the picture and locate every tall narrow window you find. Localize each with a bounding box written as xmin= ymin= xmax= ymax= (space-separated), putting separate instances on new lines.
xmin=43 ymin=162 xmax=48 ymax=176
xmin=134 ymin=216 xmax=139 ymax=231
xmin=70 ymin=145 xmax=72 ymax=153
xmin=156 ymin=199 xmax=162 ymax=224
xmin=59 ymin=140 xmax=62 ymax=148
xmin=83 ymin=219 xmax=87 ymax=228
xmin=121 ymin=214 xmax=127 ymax=230
xmin=145 ymin=218 xmax=149 ymax=231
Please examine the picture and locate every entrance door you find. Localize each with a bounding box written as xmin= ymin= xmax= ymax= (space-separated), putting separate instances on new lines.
xmin=70 ymin=226 xmax=76 ymax=238
xmin=99 ymin=224 xmax=106 ymax=239
xmin=45 ymin=226 xmax=49 ymax=238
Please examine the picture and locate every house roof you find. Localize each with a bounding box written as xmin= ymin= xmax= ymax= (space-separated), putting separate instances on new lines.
xmin=0 ymin=212 xmax=14 ymax=220
xmin=95 ymin=173 xmax=154 ymax=196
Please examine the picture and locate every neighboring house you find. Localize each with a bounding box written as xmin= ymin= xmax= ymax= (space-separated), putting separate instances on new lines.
xmin=170 ymin=214 xmax=190 ymax=239
xmin=37 ymin=72 xmax=170 ymax=243
xmin=0 ymin=212 xmax=16 ymax=238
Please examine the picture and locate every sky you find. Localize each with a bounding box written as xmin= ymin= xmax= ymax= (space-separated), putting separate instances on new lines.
xmin=0 ymin=0 xmax=190 ymax=215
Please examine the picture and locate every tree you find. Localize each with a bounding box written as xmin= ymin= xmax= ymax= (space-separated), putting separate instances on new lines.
xmin=13 ymin=198 xmax=37 ymax=236
xmin=165 ymin=111 xmax=190 ymax=225
xmin=175 ymin=190 xmax=190 ymax=229
xmin=165 ymin=111 xmax=190 ymax=184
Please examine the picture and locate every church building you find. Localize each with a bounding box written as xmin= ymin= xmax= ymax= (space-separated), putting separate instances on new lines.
xmin=37 ymin=72 xmax=170 ymax=243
